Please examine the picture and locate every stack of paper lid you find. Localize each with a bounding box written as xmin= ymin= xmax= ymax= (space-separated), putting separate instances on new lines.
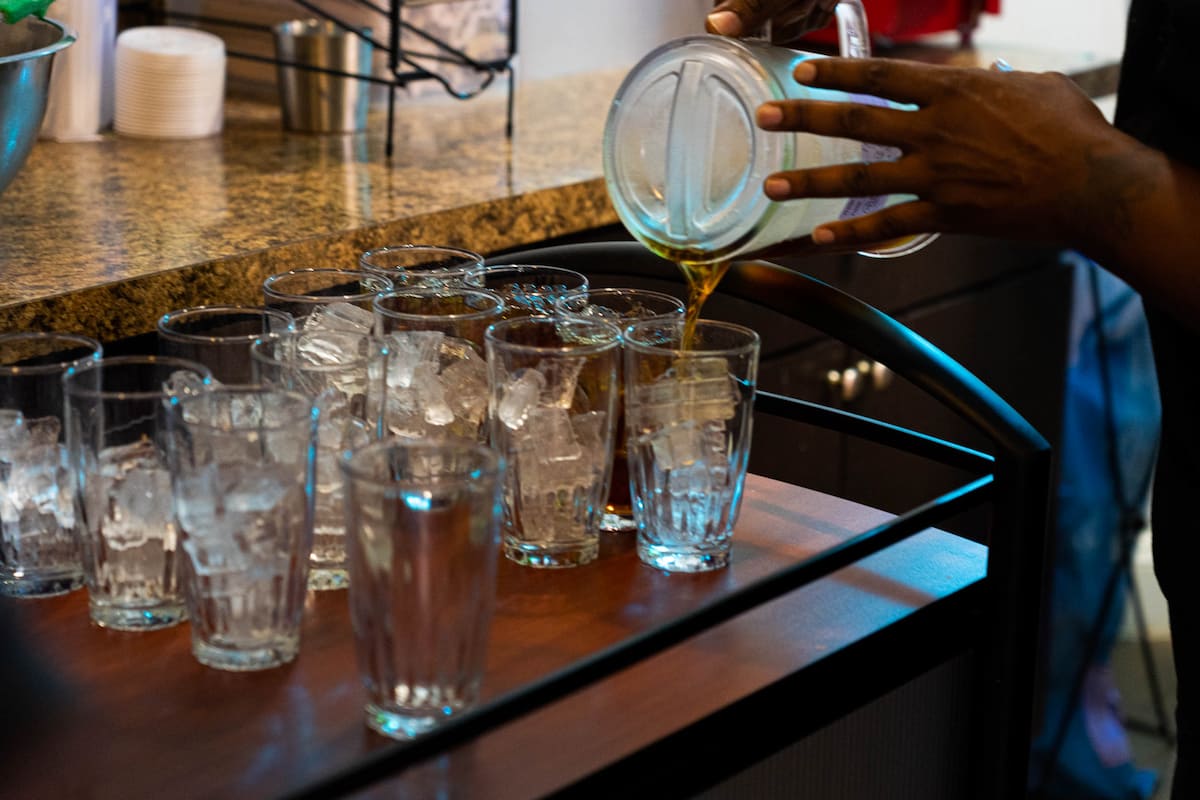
xmin=114 ymin=26 xmax=226 ymax=139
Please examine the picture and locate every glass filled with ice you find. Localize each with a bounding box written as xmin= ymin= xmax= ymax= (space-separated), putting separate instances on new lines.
xmin=623 ymin=319 xmax=759 ymax=572
xmin=359 ymin=244 xmax=486 ymax=290
xmin=167 ymin=386 xmax=317 ymax=671
xmin=485 ymin=315 xmax=621 ymax=567
xmin=341 ymin=438 xmax=502 ymax=738
xmin=63 ymin=355 xmax=213 ymax=629
xmin=0 ymin=332 xmax=103 ymax=597
xmin=479 ymin=265 xmax=588 ymax=318
xmin=250 ymin=329 xmax=379 ymax=590
xmin=262 ymin=267 xmax=393 ymax=326
xmin=372 ymin=287 xmax=504 ymax=443
xmin=157 ymin=304 xmax=296 ymax=384
xmin=555 ymin=288 xmax=685 ymax=533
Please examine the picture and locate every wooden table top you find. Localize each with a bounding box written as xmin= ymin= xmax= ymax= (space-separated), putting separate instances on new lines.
xmin=0 ymin=474 xmax=986 ymax=799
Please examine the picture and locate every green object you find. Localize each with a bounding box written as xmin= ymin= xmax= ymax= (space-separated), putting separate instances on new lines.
xmin=0 ymin=0 xmax=55 ymax=25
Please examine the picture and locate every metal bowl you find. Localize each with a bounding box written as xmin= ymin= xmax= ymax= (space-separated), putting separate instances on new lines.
xmin=0 ymin=16 xmax=75 ymax=197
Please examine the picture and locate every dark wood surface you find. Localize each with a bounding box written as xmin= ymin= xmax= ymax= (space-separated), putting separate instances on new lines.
xmin=0 ymin=475 xmax=987 ymax=799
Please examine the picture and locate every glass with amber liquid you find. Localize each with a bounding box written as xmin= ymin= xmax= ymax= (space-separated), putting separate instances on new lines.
xmin=555 ymin=288 xmax=685 ymax=532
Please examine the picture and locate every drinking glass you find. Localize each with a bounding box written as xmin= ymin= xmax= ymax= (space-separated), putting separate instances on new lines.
xmin=0 ymin=332 xmax=102 ymax=597
xmin=157 ymin=305 xmax=296 ymax=384
xmin=479 ymin=265 xmax=589 ymax=318
xmin=341 ymin=438 xmax=502 ymax=739
xmin=555 ymin=288 xmax=686 ymax=533
xmin=250 ymin=330 xmax=379 ymax=590
xmin=63 ymin=355 xmax=213 ymax=629
xmin=167 ymin=386 xmax=317 ymax=670
xmin=485 ymin=315 xmax=621 ymax=567
xmin=359 ymin=244 xmax=486 ymax=290
xmin=372 ymin=287 xmax=504 ymax=442
xmin=624 ymin=319 xmax=759 ymax=572
xmin=262 ymin=268 xmax=393 ymax=331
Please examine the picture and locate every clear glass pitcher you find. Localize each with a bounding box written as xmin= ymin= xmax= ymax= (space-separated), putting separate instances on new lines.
xmin=602 ymin=0 xmax=936 ymax=264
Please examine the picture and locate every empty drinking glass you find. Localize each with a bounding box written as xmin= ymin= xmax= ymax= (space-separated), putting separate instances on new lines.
xmin=64 ymin=355 xmax=213 ymax=629
xmin=262 ymin=268 xmax=393 ymax=330
xmin=250 ymin=330 xmax=379 ymax=590
xmin=373 ymin=287 xmax=504 ymax=443
xmin=157 ymin=305 xmax=296 ymax=384
xmin=486 ymin=315 xmax=621 ymax=567
xmin=359 ymin=244 xmax=486 ymax=290
xmin=556 ymin=288 xmax=686 ymax=534
xmin=0 ymin=332 xmax=103 ymax=598
xmin=480 ymin=265 xmax=589 ymax=318
xmin=167 ymin=386 xmax=317 ymax=670
xmin=342 ymin=438 xmax=502 ymax=739
xmin=623 ymin=319 xmax=759 ymax=572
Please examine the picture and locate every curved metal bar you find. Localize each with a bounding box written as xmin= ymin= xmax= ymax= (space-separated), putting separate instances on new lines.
xmin=755 ymin=389 xmax=995 ymax=473
xmin=487 ymin=240 xmax=1054 ymax=799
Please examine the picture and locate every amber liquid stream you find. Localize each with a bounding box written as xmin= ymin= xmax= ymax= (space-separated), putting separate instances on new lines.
xmin=607 ymin=253 xmax=730 ymax=520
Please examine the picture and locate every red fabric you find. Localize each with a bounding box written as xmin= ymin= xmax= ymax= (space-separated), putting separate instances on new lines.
xmin=803 ymin=0 xmax=1001 ymax=45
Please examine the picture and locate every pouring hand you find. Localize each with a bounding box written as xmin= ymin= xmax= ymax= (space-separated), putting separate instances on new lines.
xmin=752 ymin=57 xmax=1145 ymax=255
xmin=706 ymin=0 xmax=839 ymax=41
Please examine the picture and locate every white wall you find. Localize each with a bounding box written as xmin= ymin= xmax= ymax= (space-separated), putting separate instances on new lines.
xmin=515 ymin=0 xmax=1131 ymax=81
xmin=974 ymin=0 xmax=1129 ymax=59
xmin=516 ymin=0 xmax=711 ymax=81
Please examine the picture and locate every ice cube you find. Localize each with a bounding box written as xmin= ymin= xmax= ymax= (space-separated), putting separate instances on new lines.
xmin=0 ymin=409 xmax=26 ymax=454
xmin=536 ymin=358 xmax=584 ymax=409
xmin=297 ymin=330 xmax=364 ymax=367
xmin=163 ymin=370 xmax=210 ymax=398
xmin=514 ymin=406 xmax=601 ymax=490
xmin=303 ymin=302 xmax=375 ymax=334
xmin=634 ymin=357 xmax=737 ymax=426
xmin=647 ymin=418 xmax=727 ymax=471
xmin=412 ymin=362 xmax=454 ymax=427
xmin=384 ymin=330 xmax=444 ymax=389
xmin=498 ymin=369 xmax=546 ymax=430
xmin=101 ymin=456 xmax=174 ymax=551
xmin=440 ymin=352 xmax=489 ymax=428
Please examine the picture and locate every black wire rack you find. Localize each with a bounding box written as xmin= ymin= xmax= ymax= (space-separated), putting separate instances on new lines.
xmin=132 ymin=0 xmax=517 ymax=156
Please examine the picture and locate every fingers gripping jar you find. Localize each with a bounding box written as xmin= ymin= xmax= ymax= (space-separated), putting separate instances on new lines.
xmin=601 ymin=1 xmax=936 ymax=264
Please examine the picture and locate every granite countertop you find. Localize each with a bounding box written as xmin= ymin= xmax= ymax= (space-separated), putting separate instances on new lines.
xmin=0 ymin=42 xmax=1121 ymax=342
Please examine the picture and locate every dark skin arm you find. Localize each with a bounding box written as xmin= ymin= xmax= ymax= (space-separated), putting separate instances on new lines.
xmin=752 ymin=57 xmax=1200 ymax=333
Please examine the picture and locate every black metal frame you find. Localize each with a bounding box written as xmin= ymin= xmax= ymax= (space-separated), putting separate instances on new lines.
xmin=279 ymin=241 xmax=1053 ymax=800
xmin=137 ymin=0 xmax=517 ymax=155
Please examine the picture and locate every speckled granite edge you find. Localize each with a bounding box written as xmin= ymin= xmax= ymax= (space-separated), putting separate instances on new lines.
xmin=0 ymin=180 xmax=616 ymax=342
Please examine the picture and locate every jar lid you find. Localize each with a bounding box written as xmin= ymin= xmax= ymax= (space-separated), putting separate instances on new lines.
xmin=603 ymin=35 xmax=790 ymax=261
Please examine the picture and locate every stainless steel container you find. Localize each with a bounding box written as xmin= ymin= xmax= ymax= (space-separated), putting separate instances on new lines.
xmin=0 ymin=16 xmax=75 ymax=196
xmin=272 ymin=19 xmax=373 ymax=134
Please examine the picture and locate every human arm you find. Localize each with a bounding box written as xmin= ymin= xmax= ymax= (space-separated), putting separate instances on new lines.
xmin=753 ymin=57 xmax=1200 ymax=331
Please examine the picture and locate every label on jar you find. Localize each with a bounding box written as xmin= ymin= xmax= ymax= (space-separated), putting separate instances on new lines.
xmin=838 ymin=93 xmax=904 ymax=220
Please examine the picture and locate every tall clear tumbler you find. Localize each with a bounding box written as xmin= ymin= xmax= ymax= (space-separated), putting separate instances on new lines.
xmin=480 ymin=265 xmax=589 ymax=318
xmin=157 ymin=305 xmax=296 ymax=384
xmin=64 ymin=356 xmax=213 ymax=629
xmin=0 ymin=333 xmax=103 ymax=597
xmin=372 ymin=287 xmax=504 ymax=442
xmin=555 ymin=288 xmax=685 ymax=533
xmin=167 ymin=387 xmax=317 ymax=670
xmin=262 ymin=268 xmax=393 ymax=333
xmin=359 ymin=244 xmax=486 ymax=290
xmin=623 ymin=319 xmax=759 ymax=573
xmin=486 ymin=316 xmax=621 ymax=567
xmin=341 ymin=439 xmax=503 ymax=739
xmin=251 ymin=330 xmax=379 ymax=590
